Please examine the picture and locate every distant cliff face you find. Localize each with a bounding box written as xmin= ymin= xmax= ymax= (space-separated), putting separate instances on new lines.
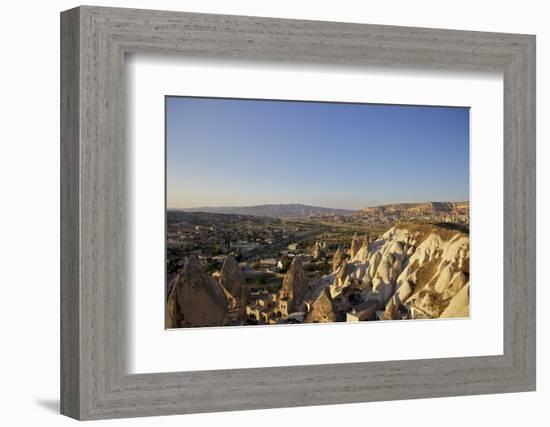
xmin=358 ymin=202 xmax=469 ymax=226
xmin=307 ymin=222 xmax=470 ymax=320
xmin=361 ymin=202 xmax=469 ymax=217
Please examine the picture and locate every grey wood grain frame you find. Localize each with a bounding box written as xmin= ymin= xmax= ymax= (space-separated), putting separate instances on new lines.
xmin=60 ymin=5 xmax=536 ymax=420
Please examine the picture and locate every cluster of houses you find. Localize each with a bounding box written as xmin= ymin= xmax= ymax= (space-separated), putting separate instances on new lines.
xmin=165 ymin=253 xmax=311 ymax=328
xmin=165 ymin=236 xmax=392 ymax=328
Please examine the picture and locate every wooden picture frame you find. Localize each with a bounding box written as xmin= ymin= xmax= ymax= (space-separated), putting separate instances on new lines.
xmin=60 ymin=5 xmax=536 ymax=420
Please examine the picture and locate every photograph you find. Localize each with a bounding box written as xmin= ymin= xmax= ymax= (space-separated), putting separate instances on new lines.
xmin=165 ymin=96 xmax=470 ymax=328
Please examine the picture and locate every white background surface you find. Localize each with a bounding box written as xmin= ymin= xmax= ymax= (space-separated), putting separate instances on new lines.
xmin=128 ymin=56 xmax=503 ymax=373
xmin=0 ymin=0 xmax=546 ymax=426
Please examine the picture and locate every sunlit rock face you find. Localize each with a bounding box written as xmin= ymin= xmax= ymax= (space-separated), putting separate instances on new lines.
xmin=331 ymin=261 xmax=351 ymax=298
xmin=331 ymin=246 xmax=346 ymax=272
xmin=351 ymin=235 xmax=370 ymax=264
xmin=169 ymin=255 xmax=228 ymax=328
xmin=311 ymin=241 xmax=325 ymax=260
xmin=441 ymin=283 xmax=469 ymax=318
xmin=326 ymin=223 xmax=470 ymax=320
xmin=219 ymin=255 xmax=247 ymax=317
xmin=349 ymin=233 xmax=362 ymax=258
xmin=305 ymin=288 xmax=337 ymax=323
xmin=279 ymin=257 xmax=308 ymax=312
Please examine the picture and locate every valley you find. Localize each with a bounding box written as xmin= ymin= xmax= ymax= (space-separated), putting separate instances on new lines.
xmin=166 ymin=202 xmax=470 ymax=328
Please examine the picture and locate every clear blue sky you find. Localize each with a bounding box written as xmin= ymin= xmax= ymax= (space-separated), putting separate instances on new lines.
xmin=166 ymin=96 xmax=469 ymax=210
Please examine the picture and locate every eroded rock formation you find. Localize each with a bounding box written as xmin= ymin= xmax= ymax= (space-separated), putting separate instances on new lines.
xmin=311 ymin=242 xmax=325 ymax=260
xmin=332 ymin=246 xmax=346 ymax=272
xmin=219 ymin=255 xmax=247 ymax=319
xmin=166 ymin=255 xmax=228 ymax=328
xmin=324 ymin=223 xmax=470 ymax=321
xmin=351 ymin=235 xmax=370 ymax=263
xmin=349 ymin=233 xmax=362 ymax=258
xmin=305 ymin=288 xmax=337 ymax=323
xmin=279 ymin=257 xmax=308 ymax=312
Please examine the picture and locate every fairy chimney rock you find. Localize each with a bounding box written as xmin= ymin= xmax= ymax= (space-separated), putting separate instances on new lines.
xmin=305 ymin=288 xmax=337 ymax=323
xmin=349 ymin=233 xmax=362 ymax=258
xmin=219 ymin=255 xmax=246 ymax=309
xmin=175 ymin=255 xmax=227 ymax=327
xmin=279 ymin=257 xmax=308 ymax=312
xmin=332 ymin=246 xmax=346 ymax=272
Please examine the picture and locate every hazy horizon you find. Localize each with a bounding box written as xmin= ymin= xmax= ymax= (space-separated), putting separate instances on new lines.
xmin=167 ymin=97 xmax=469 ymax=210
xmin=167 ymin=200 xmax=469 ymax=210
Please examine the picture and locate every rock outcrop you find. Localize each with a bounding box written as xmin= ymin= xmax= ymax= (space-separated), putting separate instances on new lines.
xmin=441 ymin=283 xmax=470 ymax=318
xmin=219 ymin=255 xmax=247 ymax=318
xmin=332 ymin=246 xmax=346 ymax=271
xmin=325 ymin=223 xmax=470 ymax=320
xmin=331 ymin=261 xmax=351 ymax=297
xmin=167 ymin=255 xmax=228 ymax=328
xmin=279 ymin=257 xmax=308 ymax=312
xmin=311 ymin=242 xmax=324 ymax=260
xmin=351 ymin=235 xmax=370 ymax=263
xmin=349 ymin=233 xmax=362 ymax=258
xmin=305 ymin=288 xmax=337 ymax=323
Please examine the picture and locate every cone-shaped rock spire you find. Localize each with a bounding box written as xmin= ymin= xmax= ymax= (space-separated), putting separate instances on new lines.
xmin=219 ymin=255 xmax=247 ymax=315
xmin=349 ymin=233 xmax=362 ymax=258
xmin=173 ymin=255 xmax=227 ymax=327
xmin=279 ymin=257 xmax=308 ymax=312
xmin=305 ymin=288 xmax=337 ymax=323
xmin=332 ymin=246 xmax=346 ymax=271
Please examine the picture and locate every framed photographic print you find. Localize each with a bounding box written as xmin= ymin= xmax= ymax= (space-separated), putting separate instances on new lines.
xmin=61 ymin=5 xmax=536 ymax=420
xmin=164 ymin=97 xmax=471 ymax=328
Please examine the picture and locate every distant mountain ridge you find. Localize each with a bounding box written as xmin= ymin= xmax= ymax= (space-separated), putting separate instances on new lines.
xmin=173 ymin=203 xmax=357 ymax=218
xmin=170 ymin=201 xmax=469 ymax=220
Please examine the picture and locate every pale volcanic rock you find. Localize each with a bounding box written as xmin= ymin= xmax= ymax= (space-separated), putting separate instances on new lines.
xmin=367 ymin=251 xmax=382 ymax=281
xmin=349 ymin=233 xmax=362 ymax=258
xmin=433 ymin=263 xmax=454 ymax=294
xmin=349 ymin=262 xmax=369 ymax=284
xmin=219 ymin=255 xmax=247 ymax=312
xmin=305 ymin=288 xmax=337 ymax=323
xmin=330 ymin=262 xmax=351 ymax=298
xmin=279 ymin=257 xmax=308 ymax=312
xmin=331 ymin=246 xmax=346 ymax=271
xmin=172 ymin=255 xmax=228 ymax=327
xmin=361 ymin=269 xmax=372 ymax=288
xmin=440 ymin=271 xmax=468 ymax=301
xmin=312 ymin=242 xmax=324 ymax=260
xmin=413 ymin=291 xmax=443 ymax=317
xmin=395 ymin=280 xmax=413 ymax=302
xmin=319 ymin=223 xmax=469 ymax=321
xmin=351 ymin=235 xmax=370 ymax=263
xmin=385 ymin=240 xmax=406 ymax=264
xmin=375 ymin=253 xmax=402 ymax=285
xmin=441 ymin=283 xmax=470 ymax=318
